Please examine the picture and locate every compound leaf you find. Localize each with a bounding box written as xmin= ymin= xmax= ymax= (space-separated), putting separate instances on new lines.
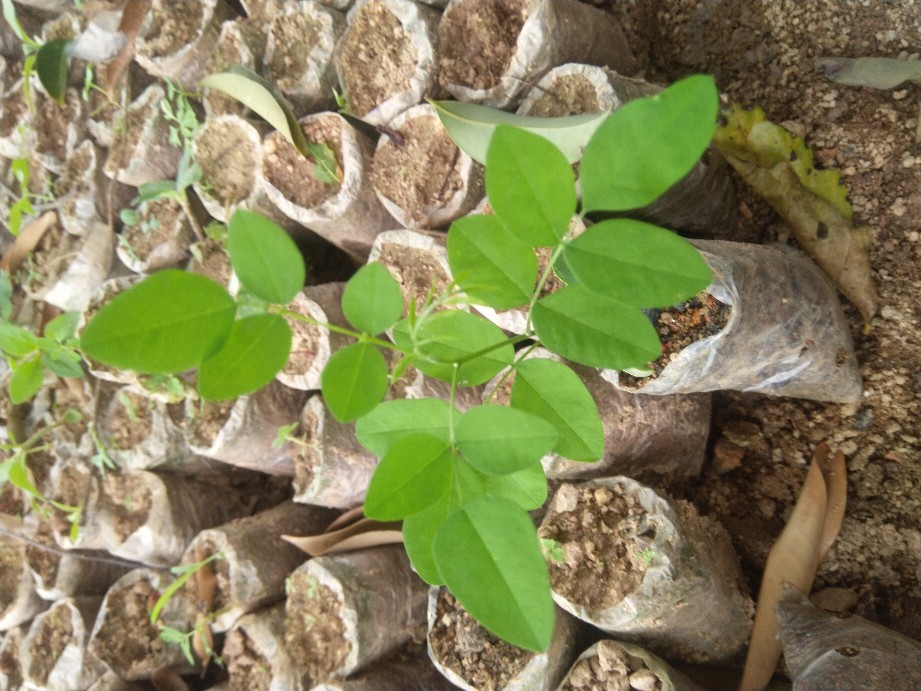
xmin=228 ymin=209 xmax=305 ymax=304
xmin=433 ymin=497 xmax=555 ymax=652
xmin=80 ymin=270 xmax=236 ymax=374
xmin=198 ymin=313 xmax=291 ymax=400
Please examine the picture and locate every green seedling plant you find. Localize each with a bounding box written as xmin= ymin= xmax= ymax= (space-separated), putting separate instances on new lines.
xmin=150 ymin=552 xmax=225 ymax=667
xmin=0 ymin=272 xmax=83 ymax=403
xmin=0 ymin=410 xmax=85 ymax=540
xmin=119 ymin=81 xmax=207 ymax=243
xmin=80 ymin=74 xmax=718 ymax=652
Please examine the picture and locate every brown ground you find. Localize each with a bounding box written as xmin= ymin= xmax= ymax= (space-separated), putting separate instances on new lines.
xmin=596 ymin=0 xmax=921 ymax=640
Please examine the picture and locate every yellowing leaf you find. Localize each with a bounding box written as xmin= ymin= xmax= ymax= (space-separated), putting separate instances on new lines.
xmin=714 ymin=105 xmax=877 ymax=323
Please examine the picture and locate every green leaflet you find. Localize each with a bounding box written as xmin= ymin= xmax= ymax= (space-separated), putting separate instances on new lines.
xmin=321 ymin=342 xmax=389 ymax=422
xmin=341 ymin=262 xmax=404 ymax=335
xmin=228 ymin=210 xmax=305 ymax=304
xmin=486 ymin=125 xmax=576 ymax=247
xmin=510 ymin=358 xmax=603 ymax=462
xmin=355 ymin=398 xmax=452 ymax=456
xmin=430 ymin=99 xmax=609 ymax=164
xmin=80 ymin=271 xmax=237 ymax=374
xmin=198 ymin=314 xmax=292 ymax=400
xmin=392 ymin=311 xmax=513 ymax=387
xmin=532 ymin=286 xmax=661 ymax=371
xmin=364 ymin=434 xmax=453 ymax=521
xmin=456 ymin=404 xmax=557 ymax=476
xmin=562 ymin=219 xmax=712 ymax=307
xmin=447 ymin=214 xmax=536 ymax=309
xmin=433 ymin=497 xmax=555 ymax=652
xmin=580 ymin=74 xmax=718 ymax=212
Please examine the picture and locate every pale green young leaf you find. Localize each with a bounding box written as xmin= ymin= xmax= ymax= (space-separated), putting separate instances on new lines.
xmin=446 ymin=214 xmax=537 ymax=309
xmin=80 ymin=270 xmax=237 ymax=374
xmin=580 ymin=74 xmax=718 ymax=212
xmin=532 ymin=286 xmax=661 ymax=370
xmin=9 ymin=357 xmax=43 ymax=403
xmin=433 ymin=497 xmax=555 ymax=652
xmin=35 ymin=39 xmax=70 ymax=103
xmin=0 ymin=324 xmax=39 ymax=357
xmin=510 ymin=358 xmax=603 ymax=462
xmin=8 ymin=454 xmax=40 ymax=498
xmin=228 ymin=210 xmax=305 ymax=304
xmin=202 ymin=67 xmax=339 ymax=182
xmin=321 ymin=343 xmax=389 ymax=422
xmin=563 ymin=219 xmax=712 ymax=307
xmin=341 ymin=262 xmax=403 ymax=335
xmin=456 ymin=404 xmax=557 ymax=476
xmin=200 ymin=70 xmax=293 ymax=144
xmin=42 ymin=351 xmax=83 ymax=379
xmin=1 ymin=0 xmax=38 ymax=48
xmin=198 ymin=314 xmax=292 ymax=400
xmin=354 ymin=398 xmax=452 ymax=456
xmin=486 ymin=125 xmax=576 ymax=247
xmin=816 ymin=57 xmax=921 ymax=90
xmin=391 ymin=311 xmax=513 ymax=387
xmin=430 ymin=99 xmax=609 ymax=164
xmin=364 ymin=434 xmax=453 ymax=521
xmin=44 ymin=311 xmax=80 ymax=342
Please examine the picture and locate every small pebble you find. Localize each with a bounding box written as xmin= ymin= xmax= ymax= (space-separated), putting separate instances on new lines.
xmin=629 ymin=669 xmax=660 ymax=691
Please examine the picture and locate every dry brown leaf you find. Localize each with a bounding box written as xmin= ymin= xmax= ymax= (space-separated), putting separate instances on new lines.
xmin=738 ymin=442 xmax=847 ymax=691
xmin=151 ymin=666 xmax=189 ymax=691
xmin=283 ymin=508 xmax=402 ymax=557
xmin=104 ymin=0 xmax=151 ymax=94
xmin=0 ymin=211 xmax=57 ymax=273
xmin=714 ymin=106 xmax=878 ymax=324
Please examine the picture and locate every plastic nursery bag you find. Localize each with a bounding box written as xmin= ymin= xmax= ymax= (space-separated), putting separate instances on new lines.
xmin=606 ymin=240 xmax=862 ymax=403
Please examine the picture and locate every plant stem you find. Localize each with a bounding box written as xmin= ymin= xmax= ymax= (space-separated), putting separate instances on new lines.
xmin=274 ymin=307 xmax=399 ymax=351
xmin=525 ymin=240 xmax=568 ymax=333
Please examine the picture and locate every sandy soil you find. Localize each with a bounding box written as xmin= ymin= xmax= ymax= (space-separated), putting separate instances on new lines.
xmin=600 ymin=0 xmax=921 ymax=639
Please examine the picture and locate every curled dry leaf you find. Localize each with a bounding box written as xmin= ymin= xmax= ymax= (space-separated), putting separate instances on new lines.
xmin=738 ymin=442 xmax=846 ymax=691
xmin=0 ymin=211 xmax=58 ymax=273
xmin=713 ymin=105 xmax=877 ymax=324
xmin=282 ymin=505 xmax=403 ymax=557
xmin=104 ymin=0 xmax=152 ymax=94
xmin=816 ymin=56 xmax=921 ymax=90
